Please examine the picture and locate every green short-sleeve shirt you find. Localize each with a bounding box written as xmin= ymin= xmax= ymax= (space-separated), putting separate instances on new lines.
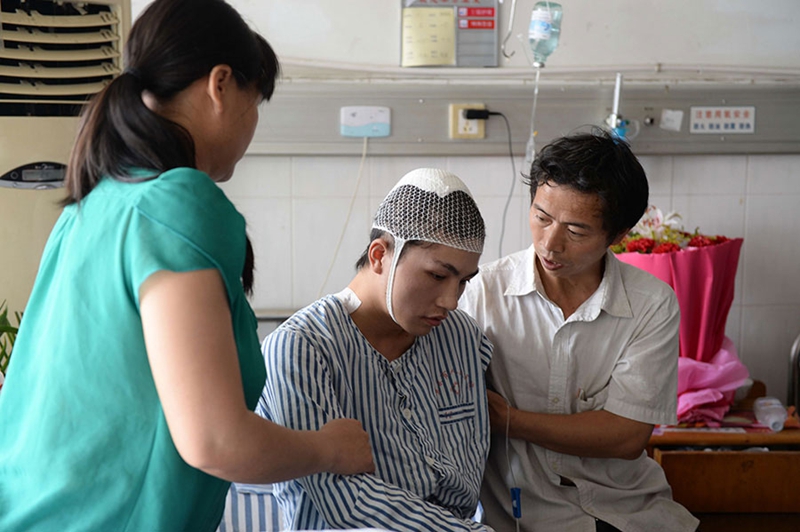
xmin=0 ymin=168 xmax=265 ymax=531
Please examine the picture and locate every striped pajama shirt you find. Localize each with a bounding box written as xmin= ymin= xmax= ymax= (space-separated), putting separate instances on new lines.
xmin=257 ymin=291 xmax=493 ymax=531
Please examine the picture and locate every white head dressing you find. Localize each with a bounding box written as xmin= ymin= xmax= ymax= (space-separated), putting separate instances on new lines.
xmin=371 ymin=168 xmax=485 ymax=323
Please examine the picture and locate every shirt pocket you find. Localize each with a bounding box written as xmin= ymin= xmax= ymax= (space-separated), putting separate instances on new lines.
xmin=438 ymin=402 xmax=475 ymax=426
xmin=437 ymin=401 xmax=483 ymax=475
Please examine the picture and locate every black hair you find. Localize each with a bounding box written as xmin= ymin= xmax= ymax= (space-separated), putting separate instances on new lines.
xmin=63 ymin=0 xmax=280 ymax=295
xmin=354 ymin=230 xmax=428 ymax=270
xmin=525 ymin=128 xmax=649 ymax=243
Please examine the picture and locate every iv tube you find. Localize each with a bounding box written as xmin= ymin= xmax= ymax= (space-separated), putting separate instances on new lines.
xmin=518 ymin=31 xmax=543 ymax=168
xmin=498 ymin=35 xmax=543 ymax=259
xmin=524 ymin=67 xmax=541 ymax=168
xmin=499 ymin=66 xmax=539 ymax=259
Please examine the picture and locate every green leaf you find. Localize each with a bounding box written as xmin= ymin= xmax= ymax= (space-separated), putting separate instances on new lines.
xmin=0 ymin=300 xmax=20 ymax=376
xmin=0 ymin=325 xmax=19 ymax=335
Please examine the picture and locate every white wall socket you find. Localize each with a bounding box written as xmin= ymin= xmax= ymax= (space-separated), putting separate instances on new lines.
xmin=448 ymin=103 xmax=485 ymax=139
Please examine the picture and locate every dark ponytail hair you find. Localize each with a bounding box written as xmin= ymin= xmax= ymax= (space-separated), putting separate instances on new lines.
xmin=65 ymin=0 xmax=280 ymax=295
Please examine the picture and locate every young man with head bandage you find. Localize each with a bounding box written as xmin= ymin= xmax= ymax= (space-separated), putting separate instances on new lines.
xmin=256 ymin=168 xmax=495 ymax=531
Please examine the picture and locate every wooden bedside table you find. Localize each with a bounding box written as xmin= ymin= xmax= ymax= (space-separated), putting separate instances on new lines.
xmin=648 ymin=428 xmax=800 ymax=513
xmin=648 ymin=427 xmax=800 ymax=531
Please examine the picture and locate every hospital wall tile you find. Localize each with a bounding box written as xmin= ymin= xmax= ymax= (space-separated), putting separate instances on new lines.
xmin=648 ymin=194 xmax=672 ymax=213
xmin=292 ymin=196 xmax=371 ymax=308
xmin=638 ymin=155 xmax=673 ymax=196
xmin=472 ymin=194 xmax=526 ymax=264
xmin=447 ymin=156 xmax=525 ymax=198
xmin=672 ymin=194 xmax=746 ymax=238
xmin=742 ymin=195 xmax=800 ymax=306
xmin=221 ymin=155 xmax=292 ymax=198
xmin=292 ymin=156 xmax=370 ymax=198
xmin=231 ymin=197 xmax=293 ymax=311
xmin=740 ymin=305 xmax=800 ymax=403
xmin=747 ymin=155 xmax=800 ymax=195
xmin=673 ymin=155 xmax=747 ymax=195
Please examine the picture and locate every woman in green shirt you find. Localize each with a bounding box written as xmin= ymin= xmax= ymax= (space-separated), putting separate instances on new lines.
xmin=0 ymin=1 xmax=374 ymax=530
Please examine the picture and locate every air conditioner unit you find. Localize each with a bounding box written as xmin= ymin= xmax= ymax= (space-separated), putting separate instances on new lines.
xmin=0 ymin=0 xmax=131 ymax=189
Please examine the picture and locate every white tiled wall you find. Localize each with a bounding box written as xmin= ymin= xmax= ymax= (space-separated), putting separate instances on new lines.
xmin=219 ymin=153 xmax=800 ymax=403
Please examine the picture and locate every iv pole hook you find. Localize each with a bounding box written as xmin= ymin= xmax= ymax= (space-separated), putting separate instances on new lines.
xmin=499 ymin=0 xmax=518 ymax=59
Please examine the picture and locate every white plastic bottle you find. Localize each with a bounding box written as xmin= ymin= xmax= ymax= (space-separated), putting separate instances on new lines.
xmin=528 ymin=2 xmax=563 ymax=67
xmin=753 ymin=396 xmax=787 ymax=432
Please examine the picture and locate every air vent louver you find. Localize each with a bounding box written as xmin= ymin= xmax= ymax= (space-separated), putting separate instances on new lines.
xmin=0 ymin=0 xmax=128 ymax=189
xmin=0 ymin=0 xmax=126 ymax=117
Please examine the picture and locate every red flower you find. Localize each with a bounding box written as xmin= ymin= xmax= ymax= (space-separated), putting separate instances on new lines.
xmin=614 ymin=205 xmax=734 ymax=255
xmin=653 ymin=242 xmax=681 ymax=254
xmin=688 ymin=235 xmax=714 ymax=247
xmin=627 ymin=238 xmax=656 ymax=253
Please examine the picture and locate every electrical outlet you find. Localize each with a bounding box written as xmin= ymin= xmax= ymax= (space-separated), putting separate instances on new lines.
xmin=448 ymin=103 xmax=485 ymax=139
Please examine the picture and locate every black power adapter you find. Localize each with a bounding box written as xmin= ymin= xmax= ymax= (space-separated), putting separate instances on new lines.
xmin=463 ymin=109 xmax=495 ymax=120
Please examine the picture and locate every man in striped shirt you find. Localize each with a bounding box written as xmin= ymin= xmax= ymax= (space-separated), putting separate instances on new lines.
xmin=257 ymin=168 xmax=494 ymax=531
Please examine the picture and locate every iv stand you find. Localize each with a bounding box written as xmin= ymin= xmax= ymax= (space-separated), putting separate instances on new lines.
xmin=605 ymin=72 xmax=623 ymax=131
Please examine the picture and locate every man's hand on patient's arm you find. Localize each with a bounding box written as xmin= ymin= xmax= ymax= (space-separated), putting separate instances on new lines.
xmin=487 ymin=390 xmax=653 ymax=460
xmin=487 ymin=389 xmax=514 ymax=434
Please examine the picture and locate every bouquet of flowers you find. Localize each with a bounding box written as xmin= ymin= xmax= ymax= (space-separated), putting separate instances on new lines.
xmin=613 ymin=206 xmax=748 ymax=425
xmin=611 ymin=205 xmax=731 ymax=255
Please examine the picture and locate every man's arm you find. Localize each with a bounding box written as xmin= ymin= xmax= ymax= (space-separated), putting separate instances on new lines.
xmin=261 ymin=328 xmax=492 ymax=532
xmin=488 ymin=390 xmax=653 ymax=460
xmin=487 ymin=289 xmax=679 ymax=461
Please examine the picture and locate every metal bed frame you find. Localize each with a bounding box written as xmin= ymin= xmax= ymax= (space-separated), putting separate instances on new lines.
xmin=790 ymin=332 xmax=800 ymax=408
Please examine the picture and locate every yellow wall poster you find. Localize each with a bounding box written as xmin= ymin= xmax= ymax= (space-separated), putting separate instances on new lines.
xmin=401 ymin=7 xmax=456 ymax=67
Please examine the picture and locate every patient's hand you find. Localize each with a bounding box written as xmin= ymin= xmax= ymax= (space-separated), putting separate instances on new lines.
xmin=487 ymin=390 xmax=512 ymax=435
xmin=319 ymin=418 xmax=376 ymax=475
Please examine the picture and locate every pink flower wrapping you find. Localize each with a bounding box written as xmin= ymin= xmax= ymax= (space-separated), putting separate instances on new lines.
xmin=616 ymin=231 xmax=749 ymax=424
xmin=617 ymin=237 xmax=743 ymax=363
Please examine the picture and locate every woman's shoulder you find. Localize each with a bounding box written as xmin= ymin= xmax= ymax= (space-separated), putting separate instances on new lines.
xmin=154 ymin=166 xmax=213 ymax=184
xmin=124 ymin=168 xmax=246 ymax=273
xmin=140 ymin=167 xmax=225 ymax=203
xmin=134 ymin=167 xmax=242 ymax=227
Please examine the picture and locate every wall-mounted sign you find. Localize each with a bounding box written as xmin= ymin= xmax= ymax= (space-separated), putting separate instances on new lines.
xmin=401 ymin=0 xmax=498 ymax=67
xmin=690 ymin=106 xmax=756 ymax=134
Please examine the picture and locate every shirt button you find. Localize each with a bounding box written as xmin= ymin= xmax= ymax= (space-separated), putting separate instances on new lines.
xmin=425 ymin=456 xmax=436 ymax=466
xmin=551 ymin=397 xmax=559 ymax=404
xmin=403 ymin=408 xmax=413 ymax=420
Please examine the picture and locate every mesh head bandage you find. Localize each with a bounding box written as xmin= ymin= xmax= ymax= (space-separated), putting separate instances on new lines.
xmin=372 ymin=168 xmax=485 ymax=323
